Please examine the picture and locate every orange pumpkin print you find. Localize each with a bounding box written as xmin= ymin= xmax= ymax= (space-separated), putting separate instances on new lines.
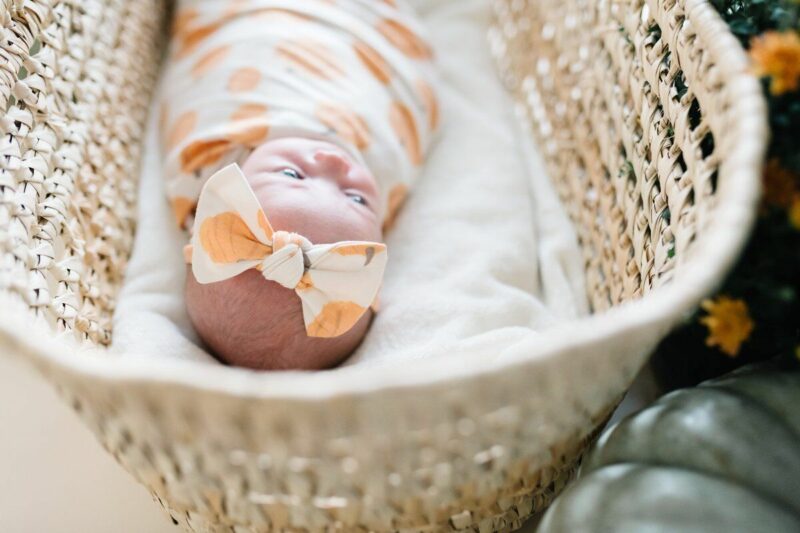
xmin=377 ymin=19 xmax=431 ymax=59
xmin=257 ymin=210 xmax=273 ymax=239
xmin=176 ymin=21 xmax=224 ymax=59
xmin=166 ymin=110 xmax=197 ymax=150
xmin=223 ymin=0 xmax=249 ymax=18
xmin=416 ymin=80 xmax=439 ymax=130
xmin=199 ymin=211 xmax=272 ymax=263
xmin=383 ymin=184 xmax=408 ymax=230
xmin=228 ymin=121 xmax=270 ymax=147
xmin=231 ymin=103 xmax=268 ymax=121
xmin=179 ymin=104 xmax=270 ymax=173
xmin=334 ymin=244 xmax=372 ymax=256
xmin=192 ymin=45 xmax=231 ymax=78
xmin=333 ymin=244 xmax=384 ymax=265
xmin=316 ymin=103 xmax=371 ymax=150
xmin=180 ymin=139 xmax=232 ymax=174
xmin=276 ymin=40 xmax=345 ymax=79
xmin=171 ymin=196 xmax=196 ymax=229
xmin=228 ymin=103 xmax=270 ymax=147
xmin=296 ymin=271 xmax=314 ymax=291
xmin=390 ymin=102 xmax=421 ymax=165
xmin=227 ymin=67 xmax=262 ymax=92
xmin=354 ymin=42 xmax=391 ymax=84
xmin=306 ymin=301 xmax=367 ymax=337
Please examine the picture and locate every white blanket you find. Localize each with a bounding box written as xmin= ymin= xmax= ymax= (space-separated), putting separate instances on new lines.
xmin=112 ymin=0 xmax=587 ymax=367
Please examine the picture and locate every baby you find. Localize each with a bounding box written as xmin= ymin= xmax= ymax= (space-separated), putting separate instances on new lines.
xmin=159 ymin=0 xmax=438 ymax=370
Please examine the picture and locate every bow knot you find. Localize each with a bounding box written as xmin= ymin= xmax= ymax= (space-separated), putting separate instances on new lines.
xmin=272 ymin=230 xmax=312 ymax=253
xmin=258 ymin=232 xmax=309 ymax=290
xmin=190 ymin=164 xmax=387 ymax=338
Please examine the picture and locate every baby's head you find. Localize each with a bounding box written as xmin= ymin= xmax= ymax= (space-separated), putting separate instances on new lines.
xmin=185 ymin=137 xmax=383 ymax=370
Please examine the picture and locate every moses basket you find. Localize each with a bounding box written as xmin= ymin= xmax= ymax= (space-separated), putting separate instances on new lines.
xmin=0 ymin=0 xmax=766 ymax=531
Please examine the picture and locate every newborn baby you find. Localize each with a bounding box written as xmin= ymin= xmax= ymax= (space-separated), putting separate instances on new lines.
xmin=159 ymin=0 xmax=438 ymax=370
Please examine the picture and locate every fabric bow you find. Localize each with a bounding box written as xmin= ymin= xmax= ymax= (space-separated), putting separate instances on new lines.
xmin=190 ymin=164 xmax=387 ymax=338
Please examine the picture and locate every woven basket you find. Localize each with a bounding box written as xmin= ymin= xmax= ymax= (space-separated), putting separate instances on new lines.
xmin=0 ymin=0 xmax=766 ymax=531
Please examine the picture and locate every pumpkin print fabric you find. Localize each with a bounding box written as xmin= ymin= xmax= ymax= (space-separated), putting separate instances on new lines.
xmin=160 ymin=0 xmax=439 ymax=230
xmin=191 ymin=164 xmax=388 ymax=338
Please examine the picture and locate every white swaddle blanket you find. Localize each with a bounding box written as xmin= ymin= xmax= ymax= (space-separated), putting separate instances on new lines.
xmin=162 ymin=0 xmax=438 ymax=230
xmin=112 ymin=0 xmax=588 ymax=368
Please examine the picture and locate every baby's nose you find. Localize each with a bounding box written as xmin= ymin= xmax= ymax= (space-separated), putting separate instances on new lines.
xmin=314 ymin=150 xmax=350 ymax=178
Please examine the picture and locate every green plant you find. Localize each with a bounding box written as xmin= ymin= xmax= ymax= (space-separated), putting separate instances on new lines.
xmin=652 ymin=0 xmax=800 ymax=390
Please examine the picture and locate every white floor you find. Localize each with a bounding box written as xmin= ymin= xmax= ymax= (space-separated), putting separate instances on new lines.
xmin=0 ymin=355 xmax=176 ymax=533
xmin=0 ymin=354 xmax=656 ymax=533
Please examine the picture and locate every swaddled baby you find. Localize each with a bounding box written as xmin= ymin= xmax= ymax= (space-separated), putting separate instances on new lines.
xmin=160 ymin=0 xmax=438 ymax=370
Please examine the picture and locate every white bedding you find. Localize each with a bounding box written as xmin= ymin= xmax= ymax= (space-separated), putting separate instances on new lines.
xmin=112 ymin=0 xmax=587 ymax=367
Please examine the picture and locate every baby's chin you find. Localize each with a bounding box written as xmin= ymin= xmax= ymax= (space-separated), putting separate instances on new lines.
xmin=185 ymin=268 xmax=372 ymax=370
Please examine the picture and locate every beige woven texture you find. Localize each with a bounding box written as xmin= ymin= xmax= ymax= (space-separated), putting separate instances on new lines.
xmin=0 ymin=0 xmax=765 ymax=531
xmin=491 ymin=0 xmax=761 ymax=313
xmin=0 ymin=0 xmax=163 ymax=344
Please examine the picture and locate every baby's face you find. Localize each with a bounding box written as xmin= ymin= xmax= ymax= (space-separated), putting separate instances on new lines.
xmin=240 ymin=137 xmax=383 ymax=243
xmin=185 ymin=138 xmax=384 ymax=371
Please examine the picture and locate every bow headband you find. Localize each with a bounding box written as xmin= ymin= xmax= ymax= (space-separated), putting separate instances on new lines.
xmin=188 ymin=164 xmax=387 ymax=338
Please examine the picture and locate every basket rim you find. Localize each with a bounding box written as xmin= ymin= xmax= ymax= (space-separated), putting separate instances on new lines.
xmin=0 ymin=0 xmax=767 ymax=401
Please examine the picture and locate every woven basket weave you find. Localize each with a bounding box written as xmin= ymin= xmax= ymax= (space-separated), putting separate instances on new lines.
xmin=0 ymin=0 xmax=766 ymax=531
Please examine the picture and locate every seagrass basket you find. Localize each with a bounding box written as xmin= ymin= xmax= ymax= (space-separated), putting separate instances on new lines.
xmin=0 ymin=0 xmax=766 ymax=531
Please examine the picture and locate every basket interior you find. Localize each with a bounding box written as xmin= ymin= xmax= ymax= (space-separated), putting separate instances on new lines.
xmin=492 ymin=0 xmax=751 ymax=312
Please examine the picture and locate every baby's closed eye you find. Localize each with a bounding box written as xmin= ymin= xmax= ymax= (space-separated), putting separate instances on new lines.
xmin=346 ymin=192 xmax=368 ymax=206
xmin=279 ymin=167 xmax=368 ymax=206
xmin=280 ymin=168 xmax=303 ymax=179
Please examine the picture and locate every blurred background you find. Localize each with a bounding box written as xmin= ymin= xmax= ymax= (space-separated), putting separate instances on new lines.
xmin=0 ymin=355 xmax=175 ymax=533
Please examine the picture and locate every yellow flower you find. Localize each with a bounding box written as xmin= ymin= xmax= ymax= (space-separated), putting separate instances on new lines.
xmin=750 ymin=30 xmax=800 ymax=95
xmin=762 ymin=159 xmax=798 ymax=210
xmin=790 ymin=196 xmax=800 ymax=230
xmin=700 ymin=296 xmax=754 ymax=357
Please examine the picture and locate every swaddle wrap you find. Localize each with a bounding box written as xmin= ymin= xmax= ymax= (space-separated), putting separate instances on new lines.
xmin=160 ymin=0 xmax=439 ymax=230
